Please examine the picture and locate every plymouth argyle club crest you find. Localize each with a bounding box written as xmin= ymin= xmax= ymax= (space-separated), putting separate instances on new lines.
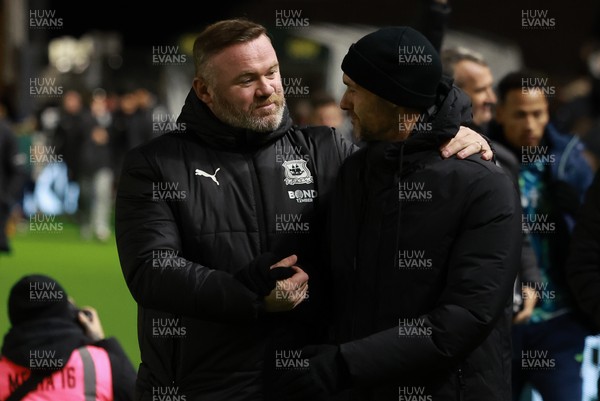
xmin=282 ymin=159 xmax=313 ymax=185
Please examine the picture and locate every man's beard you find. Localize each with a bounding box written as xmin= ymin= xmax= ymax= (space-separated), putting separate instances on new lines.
xmin=351 ymin=118 xmax=380 ymax=142
xmin=211 ymin=91 xmax=286 ymax=132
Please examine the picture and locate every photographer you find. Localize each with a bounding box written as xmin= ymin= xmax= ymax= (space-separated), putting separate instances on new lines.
xmin=0 ymin=274 xmax=136 ymax=401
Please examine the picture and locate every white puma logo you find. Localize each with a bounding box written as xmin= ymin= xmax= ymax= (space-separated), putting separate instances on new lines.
xmin=195 ymin=168 xmax=221 ymax=186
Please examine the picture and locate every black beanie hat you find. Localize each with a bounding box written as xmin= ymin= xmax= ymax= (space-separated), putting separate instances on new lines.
xmin=341 ymin=26 xmax=442 ymax=108
xmin=8 ymin=274 xmax=73 ymax=326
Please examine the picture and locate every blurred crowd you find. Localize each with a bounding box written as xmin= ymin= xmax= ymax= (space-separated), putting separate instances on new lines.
xmin=0 ymin=85 xmax=169 ymax=245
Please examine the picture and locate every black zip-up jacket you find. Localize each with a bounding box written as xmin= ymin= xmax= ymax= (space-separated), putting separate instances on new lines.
xmin=328 ymin=84 xmax=521 ymax=400
xmin=567 ymin=171 xmax=600 ymax=331
xmin=115 ymin=89 xmax=354 ymax=400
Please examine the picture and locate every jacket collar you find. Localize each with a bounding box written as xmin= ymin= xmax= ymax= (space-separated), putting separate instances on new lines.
xmin=175 ymin=88 xmax=294 ymax=150
xmin=367 ymin=78 xmax=473 ymax=170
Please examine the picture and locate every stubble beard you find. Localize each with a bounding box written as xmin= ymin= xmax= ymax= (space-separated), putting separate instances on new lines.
xmin=211 ymin=91 xmax=286 ymax=133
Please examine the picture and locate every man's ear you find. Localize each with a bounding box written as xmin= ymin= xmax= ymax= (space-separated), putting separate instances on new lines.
xmin=193 ymin=77 xmax=212 ymax=105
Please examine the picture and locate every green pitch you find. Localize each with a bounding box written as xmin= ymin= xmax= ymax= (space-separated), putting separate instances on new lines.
xmin=0 ymin=218 xmax=141 ymax=369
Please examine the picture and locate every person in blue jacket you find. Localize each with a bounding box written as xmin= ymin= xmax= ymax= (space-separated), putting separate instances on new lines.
xmin=488 ymin=70 xmax=596 ymax=401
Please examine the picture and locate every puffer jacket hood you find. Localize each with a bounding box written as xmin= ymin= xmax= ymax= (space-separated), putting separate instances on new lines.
xmin=176 ymin=89 xmax=294 ymax=150
xmin=420 ymin=75 xmax=472 ymax=142
xmin=383 ymin=76 xmax=472 ymax=161
xmin=380 ymin=77 xmax=472 ymax=172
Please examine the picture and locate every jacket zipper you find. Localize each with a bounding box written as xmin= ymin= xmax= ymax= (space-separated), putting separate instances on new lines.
xmin=246 ymin=154 xmax=268 ymax=252
xmin=172 ymin=338 xmax=179 ymax=386
xmin=457 ymin=368 xmax=466 ymax=401
xmin=351 ymin=160 xmax=368 ymax=340
xmin=351 ymin=256 xmax=357 ymax=338
xmin=170 ymin=313 xmax=181 ymax=386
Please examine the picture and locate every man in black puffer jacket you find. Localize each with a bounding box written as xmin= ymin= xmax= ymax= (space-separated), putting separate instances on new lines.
xmin=115 ymin=19 xmax=351 ymax=401
xmin=272 ymin=27 xmax=521 ymax=401
xmin=115 ymin=19 xmax=496 ymax=401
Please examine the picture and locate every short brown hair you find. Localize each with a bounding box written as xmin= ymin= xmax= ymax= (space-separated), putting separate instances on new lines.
xmin=193 ymin=19 xmax=269 ymax=80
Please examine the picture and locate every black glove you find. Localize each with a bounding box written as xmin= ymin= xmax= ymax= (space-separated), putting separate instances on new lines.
xmin=269 ymin=344 xmax=351 ymax=401
xmin=548 ymin=180 xmax=581 ymax=217
xmin=234 ymin=252 xmax=296 ymax=297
